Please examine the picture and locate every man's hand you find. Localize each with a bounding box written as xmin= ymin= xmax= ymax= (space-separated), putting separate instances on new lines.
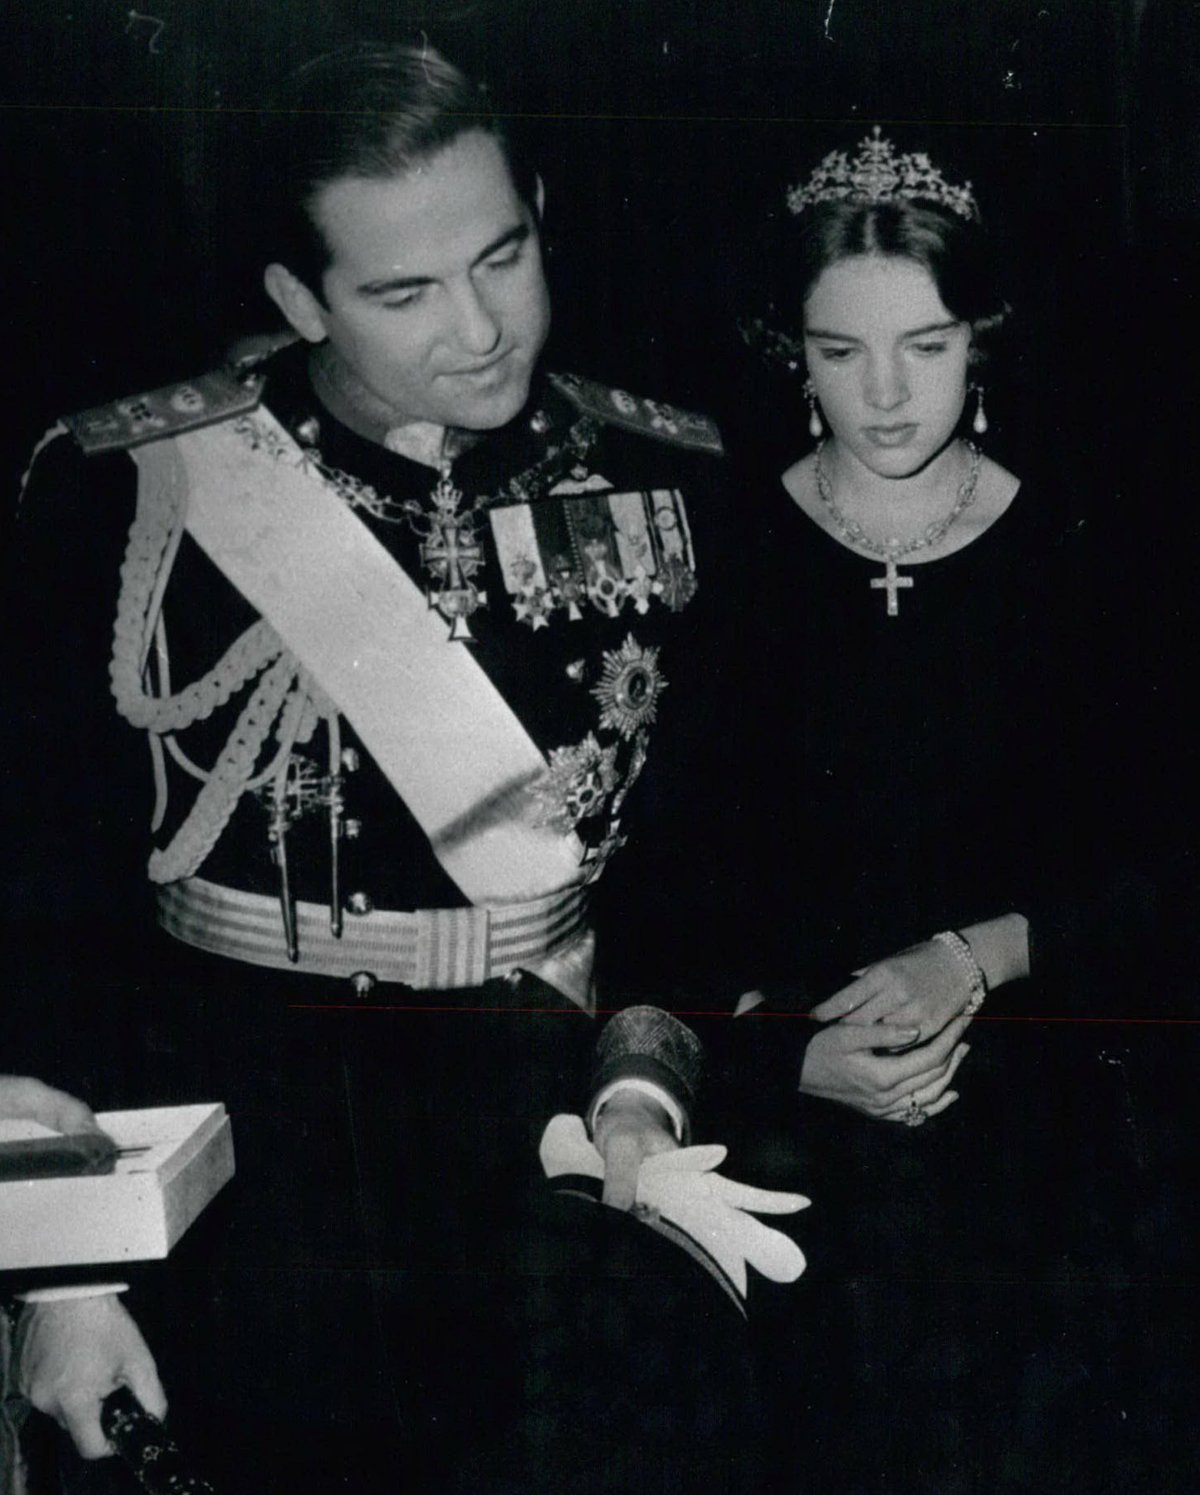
xmin=0 ymin=1075 xmax=100 ymax=1135
xmin=799 ymin=1014 xmax=972 ymax=1120
xmin=18 ymin=1295 xmax=167 ymax=1459
xmin=592 ymin=1091 xmax=679 ymax=1211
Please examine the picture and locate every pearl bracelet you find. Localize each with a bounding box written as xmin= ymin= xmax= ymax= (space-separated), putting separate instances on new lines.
xmin=932 ymin=930 xmax=988 ymax=1016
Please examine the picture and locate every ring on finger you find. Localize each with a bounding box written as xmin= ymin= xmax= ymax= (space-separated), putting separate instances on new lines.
xmin=903 ymin=1096 xmax=928 ymax=1128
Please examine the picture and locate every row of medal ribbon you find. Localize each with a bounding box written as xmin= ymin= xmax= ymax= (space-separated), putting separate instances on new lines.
xmin=486 ymin=486 xmax=697 ymax=619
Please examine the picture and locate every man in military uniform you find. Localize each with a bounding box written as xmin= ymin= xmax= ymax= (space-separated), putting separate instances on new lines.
xmin=5 ymin=41 xmax=805 ymax=1495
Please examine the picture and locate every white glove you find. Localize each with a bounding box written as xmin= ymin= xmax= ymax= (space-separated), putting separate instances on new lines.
xmin=539 ymin=1114 xmax=810 ymax=1298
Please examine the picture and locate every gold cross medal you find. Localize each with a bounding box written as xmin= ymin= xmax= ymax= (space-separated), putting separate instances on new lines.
xmin=418 ymin=469 xmax=488 ymax=641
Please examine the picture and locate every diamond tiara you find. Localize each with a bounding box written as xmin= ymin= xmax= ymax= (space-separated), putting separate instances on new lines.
xmin=787 ymin=127 xmax=978 ymax=221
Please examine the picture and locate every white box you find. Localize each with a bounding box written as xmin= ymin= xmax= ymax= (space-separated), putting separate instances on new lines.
xmin=0 ymin=1103 xmax=234 ymax=1271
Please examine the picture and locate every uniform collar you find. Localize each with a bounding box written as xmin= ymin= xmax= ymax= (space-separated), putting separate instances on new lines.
xmin=307 ymin=343 xmax=480 ymax=470
xmin=260 ymin=342 xmax=577 ymax=485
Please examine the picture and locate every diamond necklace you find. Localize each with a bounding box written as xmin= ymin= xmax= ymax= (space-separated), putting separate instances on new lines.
xmin=813 ymin=439 xmax=983 ymax=617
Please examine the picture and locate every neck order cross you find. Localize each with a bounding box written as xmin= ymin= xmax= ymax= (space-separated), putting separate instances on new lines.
xmin=291 ymin=407 xmax=601 ymax=641
xmin=814 ymin=440 xmax=983 ymax=617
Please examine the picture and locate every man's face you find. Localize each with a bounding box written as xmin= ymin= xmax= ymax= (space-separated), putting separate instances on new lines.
xmin=298 ymin=132 xmax=551 ymax=430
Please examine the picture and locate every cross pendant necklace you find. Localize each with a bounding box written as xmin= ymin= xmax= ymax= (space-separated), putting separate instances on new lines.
xmin=813 ymin=440 xmax=983 ymax=619
xmin=870 ymin=558 xmax=914 ymax=617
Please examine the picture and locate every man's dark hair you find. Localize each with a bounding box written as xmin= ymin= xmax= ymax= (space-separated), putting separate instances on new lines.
xmin=261 ymin=42 xmax=537 ymax=299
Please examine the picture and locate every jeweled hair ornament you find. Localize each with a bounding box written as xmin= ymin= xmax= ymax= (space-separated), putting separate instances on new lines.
xmin=787 ymin=126 xmax=979 ymax=221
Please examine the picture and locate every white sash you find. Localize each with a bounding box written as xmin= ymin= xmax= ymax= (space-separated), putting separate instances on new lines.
xmin=133 ymin=410 xmax=586 ymax=904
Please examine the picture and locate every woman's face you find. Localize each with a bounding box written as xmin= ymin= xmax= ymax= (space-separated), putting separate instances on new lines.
xmin=803 ymin=254 xmax=972 ymax=478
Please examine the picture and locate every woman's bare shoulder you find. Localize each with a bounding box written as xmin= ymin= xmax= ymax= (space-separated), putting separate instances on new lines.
xmin=973 ymin=454 xmax=1021 ymax=524
xmin=780 ymin=451 xmax=822 ymax=515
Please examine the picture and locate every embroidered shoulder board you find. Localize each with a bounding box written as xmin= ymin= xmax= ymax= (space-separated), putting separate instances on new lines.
xmin=549 ymin=373 xmax=724 ymax=456
xmin=225 ymin=328 xmax=302 ymax=375
xmin=64 ymin=369 xmax=264 ymax=455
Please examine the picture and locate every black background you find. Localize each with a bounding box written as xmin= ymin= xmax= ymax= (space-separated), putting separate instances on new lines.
xmin=2 ymin=0 xmax=1196 ymax=504
xmin=4 ymin=6 xmax=1199 ymax=1486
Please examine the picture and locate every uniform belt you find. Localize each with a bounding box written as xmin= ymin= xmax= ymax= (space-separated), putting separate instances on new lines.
xmin=156 ymin=875 xmax=592 ymax=991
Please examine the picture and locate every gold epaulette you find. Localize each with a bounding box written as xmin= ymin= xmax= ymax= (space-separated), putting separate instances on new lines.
xmin=549 ymin=373 xmax=724 ymax=456
xmin=64 ymin=369 xmax=264 ymax=455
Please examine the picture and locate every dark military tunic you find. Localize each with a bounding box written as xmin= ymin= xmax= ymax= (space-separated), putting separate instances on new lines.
xmin=2 ymin=345 xmax=765 ymax=1495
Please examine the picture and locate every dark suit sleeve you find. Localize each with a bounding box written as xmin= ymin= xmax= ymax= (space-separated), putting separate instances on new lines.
xmin=588 ymin=450 xmax=822 ymax=1115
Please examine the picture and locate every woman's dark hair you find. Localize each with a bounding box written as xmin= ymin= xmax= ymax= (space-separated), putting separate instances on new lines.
xmin=771 ymin=196 xmax=1011 ymax=365
xmin=258 ymin=42 xmax=538 ymax=299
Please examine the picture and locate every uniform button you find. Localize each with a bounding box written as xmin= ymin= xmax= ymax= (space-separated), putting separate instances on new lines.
xmin=565 ymin=659 xmax=585 ymax=682
xmin=529 ymin=409 xmax=551 ymax=435
xmin=296 ymin=416 xmax=321 ymax=446
xmin=341 ymin=748 xmax=361 ymax=773
xmin=350 ymin=971 xmax=377 ymax=999
xmin=343 ymin=818 xmax=362 ymax=840
xmin=346 ymin=891 xmax=374 ymax=916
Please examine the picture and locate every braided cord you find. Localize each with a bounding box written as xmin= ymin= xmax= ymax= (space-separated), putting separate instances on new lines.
xmin=109 ymin=461 xmax=284 ymax=733
xmin=108 ymin=436 xmax=322 ymax=883
xmin=148 ymin=650 xmax=299 ymax=884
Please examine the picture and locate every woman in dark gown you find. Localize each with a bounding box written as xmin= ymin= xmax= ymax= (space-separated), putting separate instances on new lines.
xmin=722 ymin=133 xmax=1191 ymax=1493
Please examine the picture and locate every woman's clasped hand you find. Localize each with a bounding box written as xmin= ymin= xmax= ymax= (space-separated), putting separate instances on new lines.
xmin=817 ymin=934 xmax=984 ymax=1033
xmin=802 ymin=937 xmax=985 ymax=1120
xmin=799 ymin=1005 xmax=972 ymax=1122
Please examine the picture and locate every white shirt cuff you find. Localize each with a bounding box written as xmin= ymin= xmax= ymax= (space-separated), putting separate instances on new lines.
xmin=588 ymin=1079 xmax=686 ymax=1142
xmin=16 ymin=1283 xmax=129 ymax=1304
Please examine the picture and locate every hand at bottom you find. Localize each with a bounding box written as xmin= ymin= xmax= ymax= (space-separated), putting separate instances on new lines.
xmin=592 ymin=1092 xmax=679 ymax=1211
xmin=19 ymin=1295 xmax=167 ymax=1459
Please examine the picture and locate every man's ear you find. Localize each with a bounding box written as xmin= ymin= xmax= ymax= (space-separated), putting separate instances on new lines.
xmin=263 ymin=263 xmax=329 ymax=345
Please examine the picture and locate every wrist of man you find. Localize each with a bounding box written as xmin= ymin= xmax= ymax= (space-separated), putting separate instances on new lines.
xmin=590 ymin=1005 xmax=703 ymax=1131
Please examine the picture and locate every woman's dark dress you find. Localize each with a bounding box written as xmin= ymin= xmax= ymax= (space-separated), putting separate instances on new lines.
xmin=732 ymin=464 xmax=1196 ymax=1493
